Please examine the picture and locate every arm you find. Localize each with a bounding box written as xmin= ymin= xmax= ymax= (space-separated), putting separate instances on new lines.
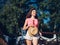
xmin=23 ymin=19 xmax=29 ymax=30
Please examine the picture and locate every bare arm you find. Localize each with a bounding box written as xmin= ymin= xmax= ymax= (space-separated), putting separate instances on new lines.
xmin=23 ymin=19 xmax=29 ymax=30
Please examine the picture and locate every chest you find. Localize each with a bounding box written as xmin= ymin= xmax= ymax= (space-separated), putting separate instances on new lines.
xmin=27 ymin=19 xmax=38 ymax=26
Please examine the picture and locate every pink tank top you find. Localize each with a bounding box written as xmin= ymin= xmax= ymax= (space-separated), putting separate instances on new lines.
xmin=26 ymin=18 xmax=38 ymax=27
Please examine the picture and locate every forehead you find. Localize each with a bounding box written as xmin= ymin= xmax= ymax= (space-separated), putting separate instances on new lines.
xmin=32 ymin=10 xmax=36 ymax=12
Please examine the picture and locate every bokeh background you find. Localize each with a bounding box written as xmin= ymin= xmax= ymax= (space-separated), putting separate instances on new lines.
xmin=0 ymin=0 xmax=60 ymax=45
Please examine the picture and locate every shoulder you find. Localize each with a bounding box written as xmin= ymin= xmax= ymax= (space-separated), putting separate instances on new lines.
xmin=35 ymin=19 xmax=38 ymax=21
xmin=25 ymin=18 xmax=30 ymax=21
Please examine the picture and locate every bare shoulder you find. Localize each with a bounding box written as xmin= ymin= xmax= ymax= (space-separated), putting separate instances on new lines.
xmin=26 ymin=18 xmax=30 ymax=20
xmin=35 ymin=18 xmax=38 ymax=21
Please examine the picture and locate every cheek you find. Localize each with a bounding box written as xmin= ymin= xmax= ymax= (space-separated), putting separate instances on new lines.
xmin=31 ymin=10 xmax=36 ymax=15
xmin=31 ymin=12 xmax=36 ymax=16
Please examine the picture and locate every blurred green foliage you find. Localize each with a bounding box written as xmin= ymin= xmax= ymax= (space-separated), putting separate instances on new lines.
xmin=0 ymin=0 xmax=60 ymax=36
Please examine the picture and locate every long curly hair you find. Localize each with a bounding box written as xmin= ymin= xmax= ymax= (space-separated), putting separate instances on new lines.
xmin=26 ymin=8 xmax=38 ymax=19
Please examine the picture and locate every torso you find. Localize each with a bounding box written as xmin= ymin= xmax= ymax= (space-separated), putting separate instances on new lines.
xmin=26 ymin=18 xmax=38 ymax=27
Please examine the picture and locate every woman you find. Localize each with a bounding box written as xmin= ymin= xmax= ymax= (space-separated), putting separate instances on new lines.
xmin=23 ymin=8 xmax=39 ymax=45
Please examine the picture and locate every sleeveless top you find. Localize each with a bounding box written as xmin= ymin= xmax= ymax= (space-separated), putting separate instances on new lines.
xmin=26 ymin=18 xmax=38 ymax=27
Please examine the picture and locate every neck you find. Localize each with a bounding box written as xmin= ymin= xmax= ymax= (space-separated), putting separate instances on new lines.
xmin=31 ymin=16 xmax=35 ymax=19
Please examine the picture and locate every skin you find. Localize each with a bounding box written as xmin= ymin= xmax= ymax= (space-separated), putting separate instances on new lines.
xmin=23 ymin=10 xmax=38 ymax=45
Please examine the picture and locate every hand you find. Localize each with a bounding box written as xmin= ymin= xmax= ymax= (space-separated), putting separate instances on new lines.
xmin=22 ymin=26 xmax=29 ymax=30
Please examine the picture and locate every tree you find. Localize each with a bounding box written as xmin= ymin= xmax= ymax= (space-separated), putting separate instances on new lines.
xmin=0 ymin=0 xmax=60 ymax=37
xmin=0 ymin=0 xmax=28 ymax=37
xmin=38 ymin=0 xmax=60 ymax=27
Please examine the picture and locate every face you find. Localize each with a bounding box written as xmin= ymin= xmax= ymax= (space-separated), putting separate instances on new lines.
xmin=31 ymin=10 xmax=36 ymax=17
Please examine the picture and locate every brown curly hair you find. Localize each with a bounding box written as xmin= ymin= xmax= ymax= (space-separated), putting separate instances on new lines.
xmin=26 ymin=8 xmax=38 ymax=19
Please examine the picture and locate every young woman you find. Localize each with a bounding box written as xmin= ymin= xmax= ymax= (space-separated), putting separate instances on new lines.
xmin=23 ymin=8 xmax=39 ymax=45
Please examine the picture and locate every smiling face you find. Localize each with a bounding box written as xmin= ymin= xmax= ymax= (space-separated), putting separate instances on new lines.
xmin=31 ymin=10 xmax=36 ymax=17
